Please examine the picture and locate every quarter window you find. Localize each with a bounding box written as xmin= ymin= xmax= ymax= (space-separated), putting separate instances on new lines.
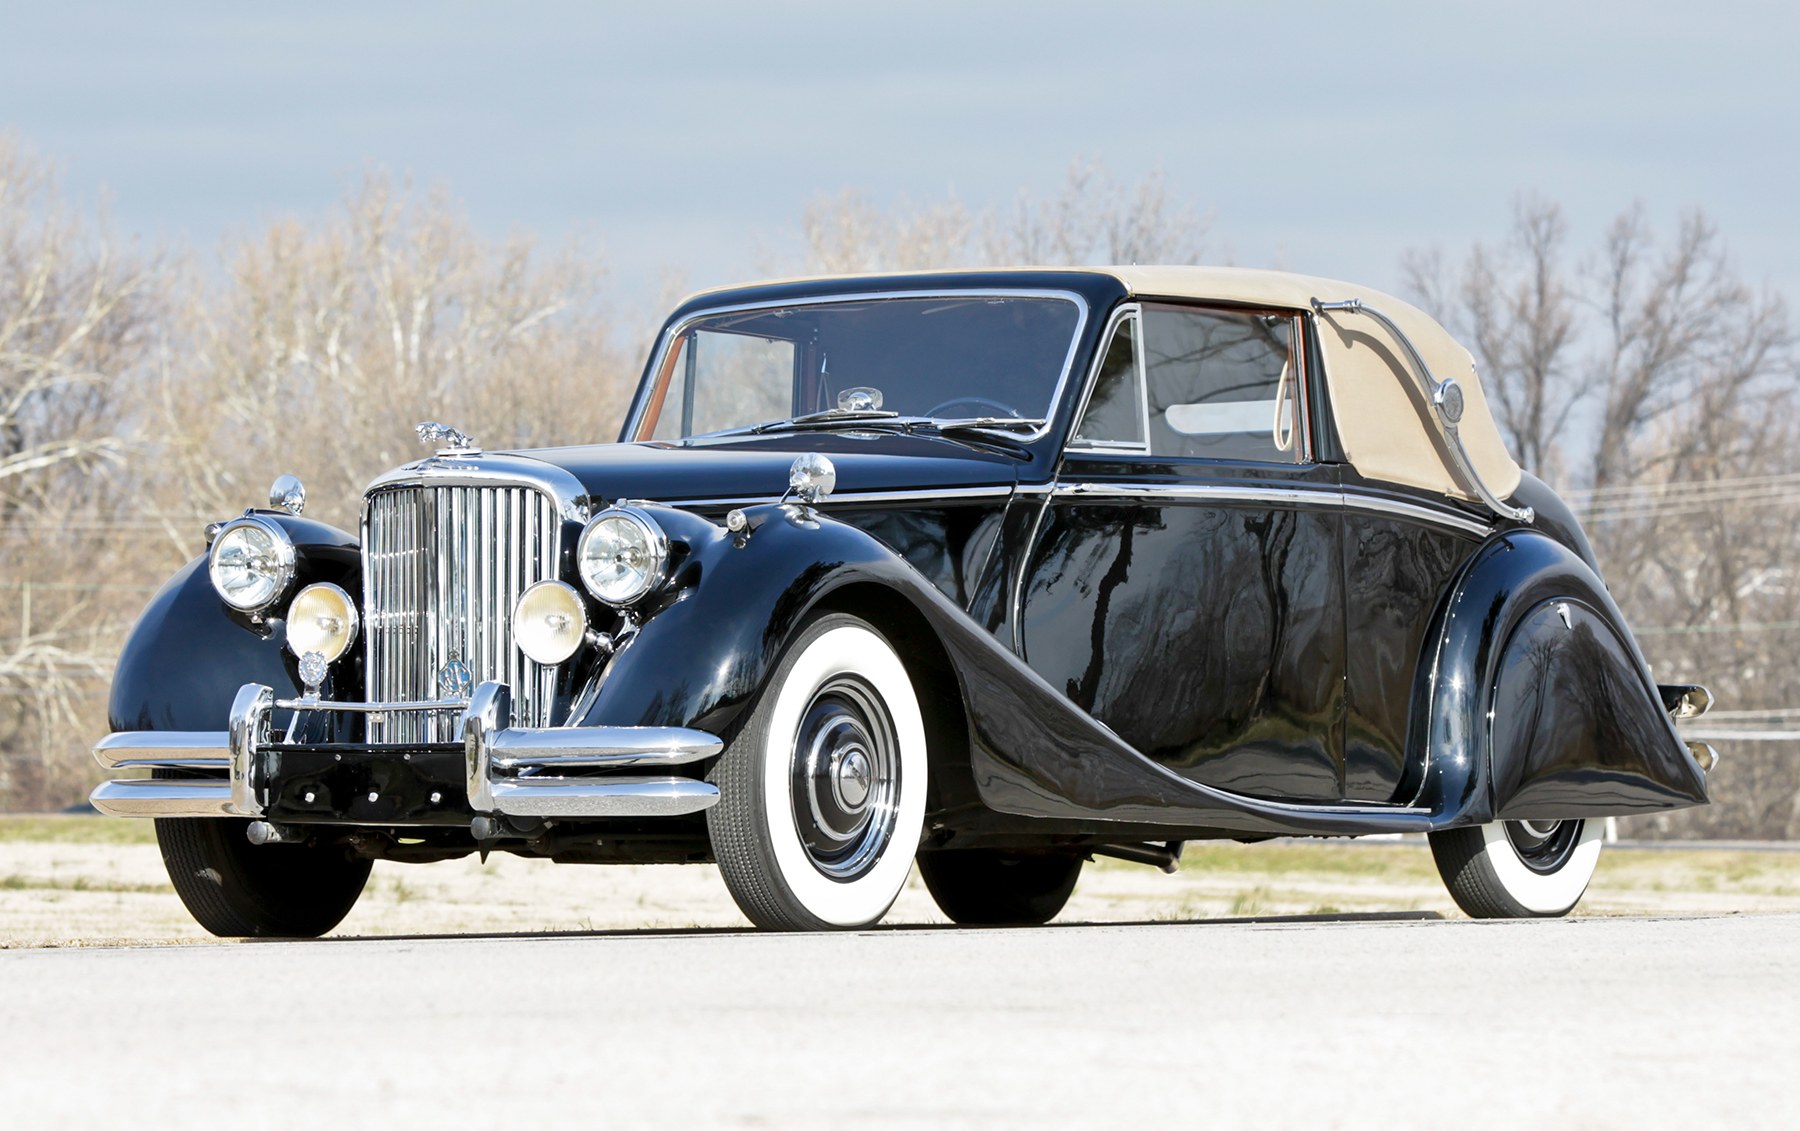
xmin=1071 ymin=313 xmax=1147 ymax=448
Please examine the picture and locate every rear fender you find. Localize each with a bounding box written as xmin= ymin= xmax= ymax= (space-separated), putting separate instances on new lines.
xmin=1410 ymin=531 xmax=1708 ymax=825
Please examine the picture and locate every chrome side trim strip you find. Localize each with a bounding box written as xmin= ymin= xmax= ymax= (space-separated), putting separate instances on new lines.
xmin=1053 ymin=481 xmax=1343 ymax=510
xmin=663 ymin=485 xmax=1015 ymax=509
xmin=1047 ymin=480 xmax=1493 ymax=537
xmin=1338 ymin=492 xmax=1493 ymax=538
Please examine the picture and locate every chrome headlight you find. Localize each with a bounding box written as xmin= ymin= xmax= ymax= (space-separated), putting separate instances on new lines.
xmin=577 ymin=506 xmax=668 ymax=606
xmin=513 ymin=580 xmax=589 ymax=664
xmin=208 ymin=517 xmax=296 ymax=612
xmin=285 ymin=582 xmax=360 ymax=663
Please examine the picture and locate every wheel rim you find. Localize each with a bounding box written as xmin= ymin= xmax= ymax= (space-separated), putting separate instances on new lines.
xmin=1505 ymin=819 xmax=1584 ymax=874
xmin=789 ymin=675 xmax=900 ymax=881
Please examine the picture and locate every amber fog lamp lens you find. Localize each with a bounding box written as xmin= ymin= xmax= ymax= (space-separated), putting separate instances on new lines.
xmin=285 ymin=582 xmax=360 ymax=663
xmin=513 ymin=580 xmax=589 ymax=664
xmin=577 ymin=507 xmax=668 ymax=606
xmin=208 ymin=517 xmax=297 ymax=612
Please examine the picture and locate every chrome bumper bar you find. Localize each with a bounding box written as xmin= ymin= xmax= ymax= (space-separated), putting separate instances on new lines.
xmin=90 ymin=680 xmax=723 ymax=821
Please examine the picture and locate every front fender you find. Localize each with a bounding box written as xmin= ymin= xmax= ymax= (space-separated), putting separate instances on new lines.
xmin=1412 ymin=530 xmax=1708 ymax=825
xmin=575 ymin=504 xmax=933 ymax=739
xmin=108 ymin=514 xmax=360 ymax=732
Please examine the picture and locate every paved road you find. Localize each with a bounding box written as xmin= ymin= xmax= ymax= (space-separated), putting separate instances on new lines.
xmin=4 ymin=913 xmax=1796 ymax=1129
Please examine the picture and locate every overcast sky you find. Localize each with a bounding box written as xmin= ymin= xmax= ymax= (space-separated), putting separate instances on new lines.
xmin=4 ymin=0 xmax=1797 ymax=316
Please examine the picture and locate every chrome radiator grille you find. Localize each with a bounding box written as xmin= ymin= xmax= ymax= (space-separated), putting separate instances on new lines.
xmin=362 ymin=482 xmax=562 ymax=743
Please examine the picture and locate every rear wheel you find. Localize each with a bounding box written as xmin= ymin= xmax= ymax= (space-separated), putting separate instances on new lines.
xmin=1429 ymin=819 xmax=1603 ymax=919
xmin=708 ymin=613 xmax=928 ymax=931
xmin=155 ymin=817 xmax=372 ymax=938
xmin=918 ymin=850 xmax=1083 ymax=925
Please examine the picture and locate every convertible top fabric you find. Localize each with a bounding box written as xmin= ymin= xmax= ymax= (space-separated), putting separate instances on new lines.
xmin=1107 ymin=266 xmax=1521 ymax=502
xmin=683 ymin=265 xmax=1524 ymax=502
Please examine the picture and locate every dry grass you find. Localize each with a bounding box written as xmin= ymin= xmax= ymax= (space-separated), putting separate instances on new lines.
xmin=3 ymin=816 xmax=1798 ymax=949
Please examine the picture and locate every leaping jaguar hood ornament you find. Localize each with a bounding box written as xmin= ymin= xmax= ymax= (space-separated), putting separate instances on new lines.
xmin=416 ymin=421 xmax=479 ymax=454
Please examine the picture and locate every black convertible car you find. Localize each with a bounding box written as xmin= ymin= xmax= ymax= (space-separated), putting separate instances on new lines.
xmin=93 ymin=267 xmax=1714 ymax=934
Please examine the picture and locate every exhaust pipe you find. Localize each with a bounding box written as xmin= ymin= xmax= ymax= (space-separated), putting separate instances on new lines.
xmin=1092 ymin=841 xmax=1184 ymax=873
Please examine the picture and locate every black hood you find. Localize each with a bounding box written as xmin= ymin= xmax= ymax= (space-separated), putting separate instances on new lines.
xmin=500 ymin=431 xmax=1028 ymax=506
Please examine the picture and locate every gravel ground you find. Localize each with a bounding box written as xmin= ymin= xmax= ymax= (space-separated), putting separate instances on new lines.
xmin=4 ymin=818 xmax=1799 ymax=947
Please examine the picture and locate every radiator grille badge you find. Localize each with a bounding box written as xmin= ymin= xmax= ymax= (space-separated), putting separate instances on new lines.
xmin=439 ymin=659 xmax=473 ymax=699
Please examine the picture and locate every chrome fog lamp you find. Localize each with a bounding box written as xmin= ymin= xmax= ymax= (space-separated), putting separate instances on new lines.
xmin=285 ymin=582 xmax=360 ymax=663
xmin=209 ymin=517 xmax=297 ymax=612
xmin=513 ymin=580 xmax=589 ymax=664
xmin=577 ymin=506 xmax=669 ymax=606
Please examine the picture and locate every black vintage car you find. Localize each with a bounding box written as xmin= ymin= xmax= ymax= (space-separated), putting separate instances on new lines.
xmin=93 ymin=267 xmax=1714 ymax=934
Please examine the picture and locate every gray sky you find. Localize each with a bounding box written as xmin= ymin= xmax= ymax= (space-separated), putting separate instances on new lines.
xmin=4 ymin=0 xmax=1797 ymax=315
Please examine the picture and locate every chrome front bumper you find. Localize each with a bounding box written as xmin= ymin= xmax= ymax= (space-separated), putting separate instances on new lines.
xmin=91 ymin=680 xmax=723 ymax=822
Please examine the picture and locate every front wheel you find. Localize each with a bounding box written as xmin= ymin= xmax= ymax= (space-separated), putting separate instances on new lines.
xmin=707 ymin=613 xmax=928 ymax=931
xmin=155 ymin=817 xmax=372 ymax=937
xmin=1428 ymin=819 xmax=1603 ymax=919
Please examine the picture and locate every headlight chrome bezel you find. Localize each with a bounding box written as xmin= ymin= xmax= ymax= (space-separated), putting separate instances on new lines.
xmin=577 ymin=505 xmax=670 ymax=607
xmin=208 ymin=515 xmax=298 ymax=613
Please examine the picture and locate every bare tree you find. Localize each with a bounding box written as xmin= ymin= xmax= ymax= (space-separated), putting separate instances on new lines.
xmin=794 ymin=159 xmax=1212 ymax=275
xmin=0 ymin=138 xmax=165 ymax=808
xmin=155 ymin=176 xmax=631 ymax=542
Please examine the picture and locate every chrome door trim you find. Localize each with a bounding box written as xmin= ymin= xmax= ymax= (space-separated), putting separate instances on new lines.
xmin=1339 ymin=491 xmax=1493 ymax=538
xmin=1046 ymin=480 xmax=1494 ymax=538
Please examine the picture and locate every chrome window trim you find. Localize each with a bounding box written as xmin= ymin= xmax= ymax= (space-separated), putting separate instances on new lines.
xmin=1047 ymin=480 xmax=1493 ymax=538
xmin=1067 ymin=302 xmax=1313 ymax=466
xmin=625 ymin=288 xmax=1092 ymax=446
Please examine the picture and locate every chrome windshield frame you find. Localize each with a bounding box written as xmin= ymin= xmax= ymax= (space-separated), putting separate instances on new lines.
xmin=623 ymin=288 xmax=1092 ymax=447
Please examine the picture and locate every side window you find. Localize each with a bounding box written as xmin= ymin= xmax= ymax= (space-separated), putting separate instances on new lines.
xmin=1141 ymin=305 xmax=1302 ymax=463
xmin=1071 ymin=313 xmax=1147 ymax=448
xmin=652 ymin=330 xmax=795 ymax=440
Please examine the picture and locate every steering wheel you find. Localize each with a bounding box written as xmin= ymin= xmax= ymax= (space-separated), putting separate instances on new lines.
xmin=924 ymin=396 xmax=1024 ymax=419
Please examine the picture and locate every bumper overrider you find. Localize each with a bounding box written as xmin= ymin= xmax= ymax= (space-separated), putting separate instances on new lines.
xmin=91 ymin=681 xmax=723 ymax=825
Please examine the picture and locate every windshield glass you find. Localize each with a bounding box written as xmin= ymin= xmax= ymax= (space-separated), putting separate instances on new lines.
xmin=636 ymin=294 xmax=1083 ymax=440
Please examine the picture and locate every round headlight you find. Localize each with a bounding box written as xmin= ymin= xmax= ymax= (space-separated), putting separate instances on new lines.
xmin=209 ymin=517 xmax=297 ymax=612
xmin=577 ymin=507 xmax=669 ymax=606
xmin=513 ymin=580 xmax=589 ymax=664
xmin=285 ymin=582 xmax=360 ymax=663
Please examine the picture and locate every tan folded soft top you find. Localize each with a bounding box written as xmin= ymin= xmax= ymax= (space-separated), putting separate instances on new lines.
xmin=1107 ymin=266 xmax=1521 ymax=502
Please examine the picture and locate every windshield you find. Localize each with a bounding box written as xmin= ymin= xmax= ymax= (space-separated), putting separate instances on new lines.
xmin=634 ymin=294 xmax=1084 ymax=441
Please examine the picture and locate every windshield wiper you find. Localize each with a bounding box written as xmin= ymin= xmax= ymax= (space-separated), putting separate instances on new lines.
xmin=751 ymin=409 xmax=902 ymax=434
xmin=930 ymin=417 xmax=1046 ymax=434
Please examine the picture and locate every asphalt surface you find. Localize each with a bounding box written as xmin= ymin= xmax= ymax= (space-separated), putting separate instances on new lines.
xmin=4 ymin=913 xmax=1796 ymax=1129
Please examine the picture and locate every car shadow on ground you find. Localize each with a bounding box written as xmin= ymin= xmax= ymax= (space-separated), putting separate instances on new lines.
xmin=301 ymin=909 xmax=1447 ymax=946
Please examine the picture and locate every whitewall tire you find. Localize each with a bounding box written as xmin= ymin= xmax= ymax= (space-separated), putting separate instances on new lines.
xmin=1429 ymin=819 xmax=1605 ymax=919
xmin=708 ymin=613 xmax=928 ymax=931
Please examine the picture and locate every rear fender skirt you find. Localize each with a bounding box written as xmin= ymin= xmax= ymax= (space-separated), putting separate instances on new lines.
xmin=108 ymin=515 xmax=361 ymax=735
xmin=1409 ymin=531 xmax=1709 ymax=826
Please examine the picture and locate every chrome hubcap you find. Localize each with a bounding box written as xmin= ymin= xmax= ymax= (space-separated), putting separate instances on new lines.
xmin=790 ymin=676 xmax=899 ymax=881
xmin=1505 ymin=819 xmax=1584 ymax=874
